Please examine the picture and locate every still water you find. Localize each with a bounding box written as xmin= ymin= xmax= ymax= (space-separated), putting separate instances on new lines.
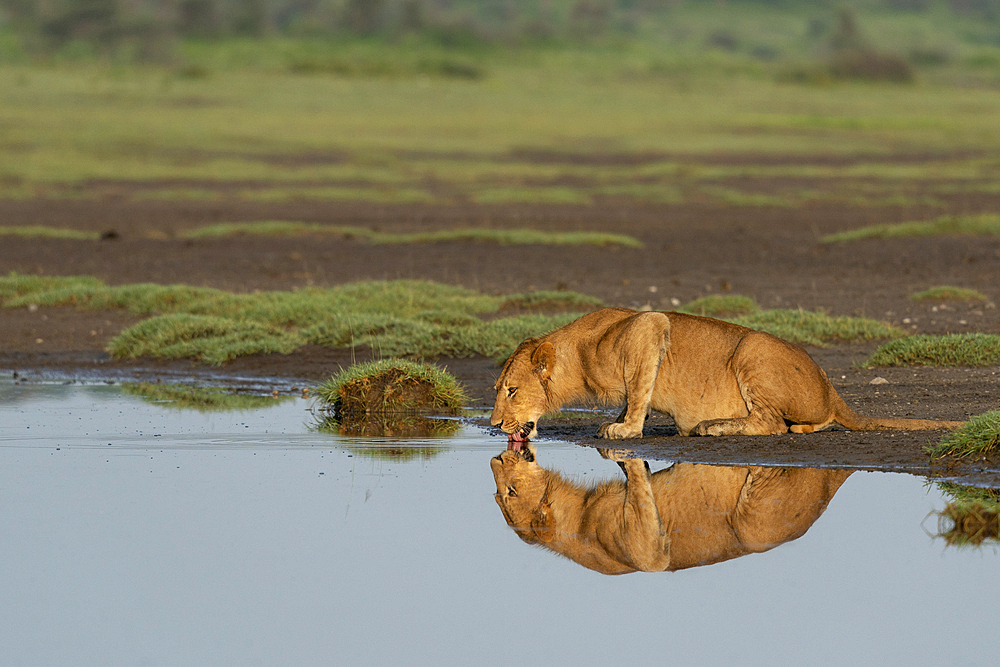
xmin=1 ymin=379 xmax=997 ymax=665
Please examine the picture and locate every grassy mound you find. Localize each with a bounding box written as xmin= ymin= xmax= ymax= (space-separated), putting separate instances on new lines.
xmin=315 ymin=359 xmax=467 ymax=418
xmin=928 ymin=411 xmax=1000 ymax=459
xmin=821 ymin=213 xmax=1000 ymax=243
xmin=734 ymin=309 xmax=902 ymax=347
xmin=933 ymin=483 xmax=1000 ymax=547
xmin=678 ymin=294 xmax=760 ymax=318
xmin=865 ymin=334 xmax=1000 ymax=367
xmin=911 ymin=286 xmax=989 ymax=302
xmin=181 ymin=221 xmax=644 ymax=248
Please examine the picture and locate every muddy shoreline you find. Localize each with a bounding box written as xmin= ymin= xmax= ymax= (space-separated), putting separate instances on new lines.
xmin=2 ymin=185 xmax=999 ymax=486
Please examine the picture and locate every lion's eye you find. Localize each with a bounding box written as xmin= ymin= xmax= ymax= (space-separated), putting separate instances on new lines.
xmin=507 ymin=486 xmax=517 ymax=497
xmin=507 ymin=387 xmax=517 ymax=398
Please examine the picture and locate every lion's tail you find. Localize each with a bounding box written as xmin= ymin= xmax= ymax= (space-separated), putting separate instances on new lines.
xmin=832 ymin=394 xmax=964 ymax=431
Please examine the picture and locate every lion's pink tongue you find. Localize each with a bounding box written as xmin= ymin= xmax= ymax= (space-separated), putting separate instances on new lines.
xmin=507 ymin=431 xmax=526 ymax=451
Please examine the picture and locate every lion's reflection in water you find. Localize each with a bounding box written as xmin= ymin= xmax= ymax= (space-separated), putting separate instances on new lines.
xmin=491 ymin=446 xmax=850 ymax=575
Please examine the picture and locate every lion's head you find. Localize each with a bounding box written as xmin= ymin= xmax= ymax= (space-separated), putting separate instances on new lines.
xmin=489 ymin=446 xmax=553 ymax=544
xmin=490 ymin=339 xmax=555 ymax=447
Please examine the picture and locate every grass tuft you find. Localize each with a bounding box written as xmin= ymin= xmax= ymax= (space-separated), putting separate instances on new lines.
xmin=733 ymin=309 xmax=902 ymax=347
xmin=928 ymin=411 xmax=1000 ymax=459
xmin=108 ymin=314 xmax=301 ymax=365
xmin=315 ymin=359 xmax=467 ymax=416
xmin=864 ymin=333 xmax=1000 ymax=367
xmin=821 ymin=213 xmax=1000 ymax=243
xmin=679 ymin=294 xmax=760 ymax=317
xmin=180 ymin=221 xmax=643 ymax=248
xmin=0 ymin=226 xmax=100 ymax=240
xmin=911 ymin=286 xmax=989 ymax=302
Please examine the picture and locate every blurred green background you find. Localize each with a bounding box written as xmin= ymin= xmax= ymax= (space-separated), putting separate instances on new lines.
xmin=1 ymin=1 xmax=1000 ymax=205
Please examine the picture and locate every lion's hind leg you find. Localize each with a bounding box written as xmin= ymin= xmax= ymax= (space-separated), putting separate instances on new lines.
xmin=690 ymin=410 xmax=789 ymax=437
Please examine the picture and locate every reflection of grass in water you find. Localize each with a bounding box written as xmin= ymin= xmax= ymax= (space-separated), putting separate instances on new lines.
xmin=123 ymin=382 xmax=291 ymax=411
xmin=927 ymin=410 xmax=1000 ymax=459
xmin=865 ymin=334 xmax=1000 ymax=368
xmin=911 ymin=286 xmax=989 ymax=302
xmin=821 ymin=213 xmax=1000 ymax=243
xmin=313 ymin=414 xmax=460 ymax=451
xmin=933 ymin=483 xmax=1000 ymax=547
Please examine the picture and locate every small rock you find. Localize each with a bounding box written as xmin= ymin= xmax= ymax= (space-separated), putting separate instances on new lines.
xmin=869 ymin=377 xmax=889 ymax=385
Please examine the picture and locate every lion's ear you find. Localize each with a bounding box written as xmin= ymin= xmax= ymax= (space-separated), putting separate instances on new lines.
xmin=531 ymin=341 xmax=555 ymax=380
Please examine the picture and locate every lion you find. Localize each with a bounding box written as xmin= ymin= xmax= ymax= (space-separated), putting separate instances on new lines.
xmin=491 ymin=445 xmax=851 ymax=574
xmin=490 ymin=307 xmax=964 ymax=444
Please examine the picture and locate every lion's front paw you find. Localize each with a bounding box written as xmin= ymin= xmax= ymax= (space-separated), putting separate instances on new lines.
xmin=597 ymin=422 xmax=642 ymax=440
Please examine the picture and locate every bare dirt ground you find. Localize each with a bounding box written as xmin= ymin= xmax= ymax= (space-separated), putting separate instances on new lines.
xmin=2 ymin=166 xmax=999 ymax=484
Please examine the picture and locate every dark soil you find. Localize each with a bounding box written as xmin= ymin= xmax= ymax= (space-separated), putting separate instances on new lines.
xmin=2 ymin=165 xmax=999 ymax=485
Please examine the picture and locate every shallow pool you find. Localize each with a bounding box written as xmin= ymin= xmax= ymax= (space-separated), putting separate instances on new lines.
xmin=0 ymin=379 xmax=997 ymax=665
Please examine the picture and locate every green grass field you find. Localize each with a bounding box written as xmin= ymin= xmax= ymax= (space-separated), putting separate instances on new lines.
xmin=3 ymin=25 xmax=1000 ymax=209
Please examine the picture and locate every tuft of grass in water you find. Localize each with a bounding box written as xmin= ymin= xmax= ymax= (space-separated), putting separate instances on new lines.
xmin=315 ymin=359 xmax=467 ymax=414
xmin=733 ymin=309 xmax=903 ymax=347
xmin=911 ymin=286 xmax=989 ymax=302
xmin=821 ymin=213 xmax=1000 ymax=243
xmin=679 ymin=294 xmax=760 ymax=317
xmin=180 ymin=221 xmax=643 ymax=248
xmin=123 ymin=382 xmax=291 ymax=411
xmin=928 ymin=411 xmax=1000 ymax=459
xmin=0 ymin=226 xmax=100 ymax=240
xmin=864 ymin=333 xmax=1000 ymax=367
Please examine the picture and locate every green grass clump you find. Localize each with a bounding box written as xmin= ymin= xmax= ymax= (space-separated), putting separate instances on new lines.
xmin=108 ymin=314 xmax=301 ymax=365
xmin=928 ymin=411 xmax=1000 ymax=459
xmin=315 ymin=359 xmax=467 ymax=415
xmin=733 ymin=309 xmax=902 ymax=347
xmin=679 ymin=294 xmax=760 ymax=317
xmin=911 ymin=286 xmax=989 ymax=302
xmin=180 ymin=221 xmax=643 ymax=248
xmin=0 ymin=226 xmax=100 ymax=240
xmin=123 ymin=383 xmax=291 ymax=411
xmin=499 ymin=290 xmax=604 ymax=312
xmin=864 ymin=333 xmax=1000 ymax=367
xmin=821 ymin=213 xmax=1000 ymax=243
xmin=1 ymin=272 xmax=589 ymax=364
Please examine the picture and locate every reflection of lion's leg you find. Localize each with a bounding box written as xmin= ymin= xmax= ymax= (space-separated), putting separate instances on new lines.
xmin=598 ymin=312 xmax=670 ymax=440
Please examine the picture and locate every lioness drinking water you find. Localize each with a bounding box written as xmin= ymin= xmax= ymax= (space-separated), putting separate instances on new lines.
xmin=491 ymin=307 xmax=964 ymax=444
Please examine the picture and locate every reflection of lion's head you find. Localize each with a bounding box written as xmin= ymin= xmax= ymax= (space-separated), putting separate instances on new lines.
xmin=489 ymin=445 xmax=555 ymax=544
xmin=490 ymin=339 xmax=555 ymax=447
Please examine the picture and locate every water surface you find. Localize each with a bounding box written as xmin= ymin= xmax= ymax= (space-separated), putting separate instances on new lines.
xmin=0 ymin=379 xmax=996 ymax=665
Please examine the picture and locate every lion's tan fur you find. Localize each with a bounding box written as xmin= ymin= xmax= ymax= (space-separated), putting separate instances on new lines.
xmin=491 ymin=449 xmax=851 ymax=574
xmin=490 ymin=307 xmax=964 ymax=439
